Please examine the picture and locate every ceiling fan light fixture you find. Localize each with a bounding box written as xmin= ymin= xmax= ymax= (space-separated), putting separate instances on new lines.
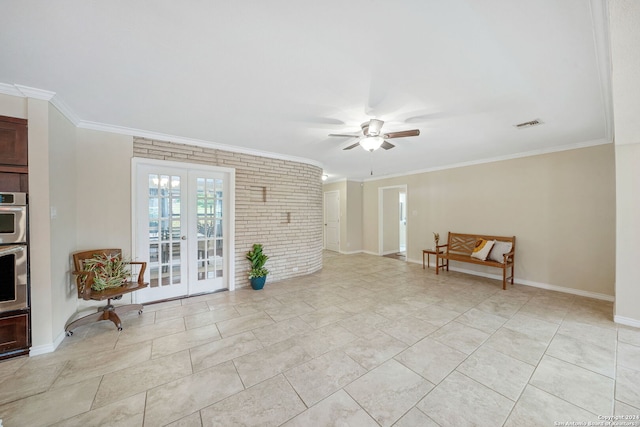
xmin=360 ymin=136 xmax=384 ymax=151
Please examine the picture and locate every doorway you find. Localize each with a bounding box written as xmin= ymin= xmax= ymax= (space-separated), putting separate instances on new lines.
xmin=379 ymin=185 xmax=408 ymax=259
xmin=132 ymin=159 xmax=235 ymax=303
xmin=323 ymin=190 xmax=340 ymax=252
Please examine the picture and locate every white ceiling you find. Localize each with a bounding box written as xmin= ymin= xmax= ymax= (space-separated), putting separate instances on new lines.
xmin=0 ymin=0 xmax=612 ymax=181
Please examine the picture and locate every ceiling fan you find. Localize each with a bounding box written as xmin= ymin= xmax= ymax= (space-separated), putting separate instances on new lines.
xmin=328 ymin=119 xmax=420 ymax=151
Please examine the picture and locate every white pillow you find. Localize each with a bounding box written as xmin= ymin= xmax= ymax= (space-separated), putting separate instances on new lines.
xmin=488 ymin=240 xmax=513 ymax=263
xmin=471 ymin=239 xmax=494 ymax=261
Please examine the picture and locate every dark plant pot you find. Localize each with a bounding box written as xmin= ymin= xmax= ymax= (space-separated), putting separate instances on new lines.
xmin=250 ymin=276 xmax=266 ymax=290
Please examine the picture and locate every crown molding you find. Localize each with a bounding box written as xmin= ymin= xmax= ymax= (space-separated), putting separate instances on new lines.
xmin=14 ymin=84 xmax=56 ymax=101
xmin=363 ymin=137 xmax=613 ymax=183
xmin=0 ymin=83 xmax=23 ymax=97
xmin=78 ymin=120 xmax=324 ymax=169
xmin=0 ymin=81 xmax=323 ymax=169
xmin=50 ymin=96 xmax=80 ymax=126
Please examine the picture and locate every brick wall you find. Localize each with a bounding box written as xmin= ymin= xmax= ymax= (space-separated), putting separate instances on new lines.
xmin=133 ymin=137 xmax=323 ymax=289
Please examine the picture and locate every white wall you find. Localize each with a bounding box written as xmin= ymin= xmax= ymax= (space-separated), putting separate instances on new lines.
xmin=610 ymin=0 xmax=640 ymax=325
xmin=48 ymin=104 xmax=78 ymax=339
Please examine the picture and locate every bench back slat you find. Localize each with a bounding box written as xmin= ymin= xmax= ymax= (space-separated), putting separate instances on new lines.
xmin=447 ymin=232 xmax=516 ymax=256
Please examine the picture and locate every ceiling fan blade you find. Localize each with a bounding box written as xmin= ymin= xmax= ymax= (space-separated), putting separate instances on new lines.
xmin=381 ymin=140 xmax=395 ymax=150
xmin=383 ymin=129 xmax=420 ymax=139
xmin=368 ymin=119 xmax=384 ymax=136
xmin=343 ymin=141 xmax=362 ymax=150
xmin=329 ymin=133 xmax=359 ymax=138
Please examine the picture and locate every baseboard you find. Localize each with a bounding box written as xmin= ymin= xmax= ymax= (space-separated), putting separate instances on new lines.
xmin=614 ymin=315 xmax=640 ymax=328
xmin=408 ymin=257 xmax=614 ymax=302
xmin=29 ymin=331 xmax=65 ymax=357
xmin=339 ymin=250 xmax=364 ymax=255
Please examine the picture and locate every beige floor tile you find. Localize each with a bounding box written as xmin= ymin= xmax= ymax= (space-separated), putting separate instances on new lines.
xmin=282 ymin=390 xmax=378 ymax=427
xmin=417 ymin=371 xmax=514 ymax=426
xmin=151 ymin=324 xmax=221 ymax=358
xmin=616 ymin=366 xmax=640 ymax=409
xmin=155 ymin=301 xmax=210 ymax=322
xmin=0 ymin=376 xmax=101 ymax=427
xmin=165 ymin=412 xmax=203 ymax=427
xmin=456 ymin=307 xmax=507 ymax=334
xmin=517 ymin=301 xmax=568 ymax=324
xmin=144 ymin=361 xmax=244 ymax=426
xmin=338 ymin=311 xmax=388 ymax=337
xmin=614 ymin=400 xmax=640 ymax=416
xmin=411 ymin=305 xmax=460 ymax=327
xmin=559 ymin=318 xmax=618 ymax=348
xmin=263 ymin=301 xmax=315 ymax=322
xmin=619 ymin=326 xmax=640 ymax=347
xmin=299 ymin=305 xmax=352 ymax=328
xmin=345 ymin=359 xmax=434 ymax=427
xmin=546 ymin=332 xmax=616 ymax=378
xmin=0 ymin=361 xmax=66 ymax=405
xmin=394 ymin=337 xmax=467 ymax=384
xmin=377 ymin=315 xmax=439 ymax=345
xmin=342 ymin=330 xmax=408 ymax=370
xmin=502 ymin=313 xmax=559 ymax=343
xmin=530 ymin=355 xmax=614 ymax=415
xmin=215 ymin=311 xmax=275 ymax=337
xmin=456 ymin=346 xmax=534 ymax=401
xmin=233 ymin=337 xmax=312 ymax=387
xmin=52 ymin=342 xmax=152 ymax=388
xmin=504 ymin=385 xmax=598 ymax=427
xmin=430 ymin=320 xmax=490 ymax=355
xmin=189 ymin=331 xmax=263 ymax=372
xmin=284 ymin=350 xmax=365 ymax=407
xmin=394 ymin=407 xmax=440 ymax=427
xmin=93 ymin=350 xmax=192 ymax=408
xmin=251 ymin=317 xmax=313 ymax=347
xmin=184 ymin=306 xmax=239 ymax=330
xmin=201 ymin=374 xmax=305 ymax=426
xmin=51 ymin=391 xmax=146 ymax=427
xmin=618 ymin=341 xmax=640 ymax=371
xmin=484 ymin=327 xmax=548 ymax=365
xmin=294 ymin=323 xmax=359 ymax=358
xmin=115 ymin=317 xmax=186 ymax=348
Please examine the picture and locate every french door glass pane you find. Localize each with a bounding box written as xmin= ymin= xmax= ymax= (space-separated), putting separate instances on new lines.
xmin=195 ymin=177 xmax=223 ymax=281
xmin=148 ymin=174 xmax=181 ymax=287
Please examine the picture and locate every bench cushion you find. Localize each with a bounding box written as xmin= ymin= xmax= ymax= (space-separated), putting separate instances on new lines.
xmin=488 ymin=240 xmax=513 ymax=263
xmin=471 ymin=239 xmax=494 ymax=261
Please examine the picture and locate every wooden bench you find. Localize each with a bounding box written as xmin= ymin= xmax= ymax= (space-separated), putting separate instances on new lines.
xmin=435 ymin=232 xmax=515 ymax=290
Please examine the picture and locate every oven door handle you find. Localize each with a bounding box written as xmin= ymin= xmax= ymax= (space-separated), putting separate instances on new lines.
xmin=0 ymin=245 xmax=25 ymax=256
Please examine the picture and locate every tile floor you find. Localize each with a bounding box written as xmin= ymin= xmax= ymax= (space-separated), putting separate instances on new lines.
xmin=1 ymin=251 xmax=639 ymax=426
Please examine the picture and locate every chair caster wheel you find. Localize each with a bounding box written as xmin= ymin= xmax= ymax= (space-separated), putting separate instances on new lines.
xmin=138 ymin=310 xmax=143 ymax=315
xmin=66 ymin=331 xmax=73 ymax=336
xmin=118 ymin=327 xmax=123 ymax=331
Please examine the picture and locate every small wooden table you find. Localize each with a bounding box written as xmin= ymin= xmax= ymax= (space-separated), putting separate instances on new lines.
xmin=422 ymin=249 xmax=444 ymax=269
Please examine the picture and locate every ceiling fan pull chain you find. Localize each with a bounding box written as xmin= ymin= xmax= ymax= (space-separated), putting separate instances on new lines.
xmin=370 ymin=151 xmax=374 ymax=175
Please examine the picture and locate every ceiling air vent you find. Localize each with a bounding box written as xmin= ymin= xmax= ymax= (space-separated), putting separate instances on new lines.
xmin=514 ymin=119 xmax=542 ymax=129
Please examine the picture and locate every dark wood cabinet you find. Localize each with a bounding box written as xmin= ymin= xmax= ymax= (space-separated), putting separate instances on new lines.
xmin=0 ymin=311 xmax=30 ymax=359
xmin=0 ymin=115 xmax=28 ymax=192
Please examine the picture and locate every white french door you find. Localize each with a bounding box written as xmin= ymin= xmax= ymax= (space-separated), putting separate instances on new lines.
xmin=133 ymin=160 xmax=235 ymax=303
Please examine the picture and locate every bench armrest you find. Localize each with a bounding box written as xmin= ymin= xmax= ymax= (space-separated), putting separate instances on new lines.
xmin=503 ymin=250 xmax=515 ymax=262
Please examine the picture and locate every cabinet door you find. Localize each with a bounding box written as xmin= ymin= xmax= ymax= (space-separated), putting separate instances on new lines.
xmin=0 ymin=312 xmax=29 ymax=354
xmin=0 ymin=116 xmax=28 ymax=167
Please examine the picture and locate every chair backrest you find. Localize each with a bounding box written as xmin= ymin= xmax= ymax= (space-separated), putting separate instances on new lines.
xmin=72 ymin=249 xmax=123 ymax=299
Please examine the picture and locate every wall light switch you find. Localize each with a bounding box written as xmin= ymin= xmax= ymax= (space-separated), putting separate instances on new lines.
xmin=50 ymin=207 xmax=57 ymax=219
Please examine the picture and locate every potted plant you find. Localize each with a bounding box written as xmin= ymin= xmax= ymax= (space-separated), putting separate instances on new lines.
xmin=246 ymin=243 xmax=269 ymax=290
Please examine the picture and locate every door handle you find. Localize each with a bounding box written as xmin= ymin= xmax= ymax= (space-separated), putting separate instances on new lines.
xmin=181 ymin=236 xmax=187 ymax=240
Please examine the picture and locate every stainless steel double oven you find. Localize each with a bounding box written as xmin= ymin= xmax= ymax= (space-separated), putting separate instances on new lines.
xmin=0 ymin=192 xmax=28 ymax=313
